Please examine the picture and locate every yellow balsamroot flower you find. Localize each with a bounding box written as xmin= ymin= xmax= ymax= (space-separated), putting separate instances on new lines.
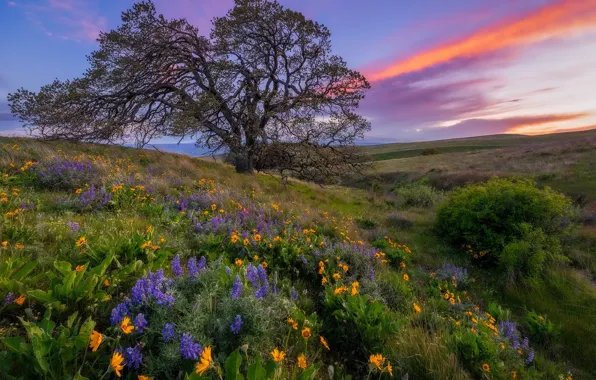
xmin=334 ymin=286 xmax=348 ymax=295
xmin=111 ymin=351 xmax=125 ymax=377
xmin=15 ymin=295 xmax=26 ymax=305
xmin=320 ymin=336 xmax=330 ymax=350
xmin=253 ymin=234 xmax=262 ymax=242
xmin=386 ymin=361 xmax=393 ymax=376
xmin=403 ymin=273 xmax=409 ymax=281
xmin=297 ymin=353 xmax=307 ymax=369
xmin=75 ymin=237 xmax=87 ymax=247
xmin=351 ymin=281 xmax=359 ymax=296
xmin=138 ymin=376 xmax=151 ymax=380
xmin=287 ymin=318 xmax=298 ymax=330
xmin=261 ymin=261 xmax=268 ymax=269
xmin=145 ymin=225 xmax=153 ymax=234
xmin=243 ymin=238 xmax=249 ymax=246
xmin=271 ymin=348 xmax=286 ymax=363
xmin=273 ymin=236 xmax=281 ymax=242
xmin=318 ymin=261 xmax=325 ymax=274
xmin=235 ymin=259 xmax=244 ymax=266
xmin=231 ymin=234 xmax=239 ymax=243
xmin=332 ymin=273 xmax=341 ymax=280
xmin=75 ymin=265 xmax=85 ymax=272
xmin=482 ymin=363 xmax=490 ymax=373
xmin=1 ymin=241 xmax=7 ymax=247
xmin=369 ymin=353 xmax=386 ymax=370
xmin=413 ymin=302 xmax=421 ymax=313
xmin=195 ymin=345 xmax=213 ymax=375
xmin=301 ymin=327 xmax=311 ymax=339
xmin=104 ymin=279 xmax=110 ymax=287
xmin=120 ymin=316 xmax=134 ymax=334
xmin=15 ymin=243 xmax=24 ymax=249
xmin=89 ymin=330 xmax=103 ymax=352
xmin=211 ymin=203 xmax=217 ymax=211
xmin=321 ymin=276 xmax=327 ymax=285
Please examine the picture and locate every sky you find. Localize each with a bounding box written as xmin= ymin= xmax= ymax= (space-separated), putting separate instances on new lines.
xmin=1 ymin=0 xmax=596 ymax=143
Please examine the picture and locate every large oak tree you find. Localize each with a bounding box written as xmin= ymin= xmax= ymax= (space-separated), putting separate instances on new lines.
xmin=9 ymin=0 xmax=371 ymax=178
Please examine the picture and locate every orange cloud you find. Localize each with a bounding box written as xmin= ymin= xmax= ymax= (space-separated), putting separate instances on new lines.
xmin=369 ymin=0 xmax=596 ymax=81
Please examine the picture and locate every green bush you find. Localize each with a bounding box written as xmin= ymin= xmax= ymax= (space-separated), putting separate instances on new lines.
xmin=393 ymin=183 xmax=442 ymax=208
xmin=523 ymin=311 xmax=558 ymax=345
xmin=421 ymin=148 xmax=441 ymax=156
xmin=436 ymin=178 xmax=576 ymax=279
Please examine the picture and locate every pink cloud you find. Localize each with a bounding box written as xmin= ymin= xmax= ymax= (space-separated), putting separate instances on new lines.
xmin=367 ymin=0 xmax=596 ymax=82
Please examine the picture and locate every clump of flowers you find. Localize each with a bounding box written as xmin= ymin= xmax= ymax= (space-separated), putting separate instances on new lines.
xmin=32 ymin=157 xmax=99 ymax=190
xmin=436 ymin=263 xmax=469 ymax=287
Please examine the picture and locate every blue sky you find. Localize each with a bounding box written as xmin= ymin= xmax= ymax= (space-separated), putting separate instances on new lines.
xmin=1 ymin=0 xmax=596 ymax=142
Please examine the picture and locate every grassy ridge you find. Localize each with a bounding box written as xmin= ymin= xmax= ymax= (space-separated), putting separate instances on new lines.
xmin=1 ymin=135 xmax=594 ymax=379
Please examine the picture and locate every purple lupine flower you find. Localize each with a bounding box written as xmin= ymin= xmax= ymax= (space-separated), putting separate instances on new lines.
xmin=187 ymin=256 xmax=199 ymax=277
xmin=255 ymin=285 xmax=269 ymax=299
xmin=198 ymin=256 xmax=206 ymax=271
xmin=526 ymin=348 xmax=534 ymax=365
xmin=3 ymin=292 xmax=15 ymax=305
xmin=521 ymin=337 xmax=529 ymax=349
xmin=230 ymin=275 xmax=243 ymax=299
xmin=131 ymin=270 xmax=175 ymax=307
xmin=180 ymin=332 xmax=202 ymax=360
xmin=230 ymin=315 xmax=243 ymax=334
xmin=369 ymin=268 xmax=375 ymax=281
xmin=110 ymin=302 xmax=130 ymax=326
xmin=66 ymin=221 xmax=80 ymax=233
xmin=125 ymin=345 xmax=143 ymax=369
xmin=225 ymin=266 xmax=232 ymax=276
xmin=135 ymin=313 xmax=148 ymax=333
xmin=436 ymin=263 xmax=469 ymax=285
xmin=290 ymin=286 xmax=298 ymax=301
xmin=300 ymin=255 xmax=308 ymax=265
xmin=162 ymin=323 xmax=176 ymax=342
xmin=171 ymin=255 xmax=184 ymax=277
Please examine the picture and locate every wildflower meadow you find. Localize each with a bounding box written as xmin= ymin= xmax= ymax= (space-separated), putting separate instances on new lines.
xmin=0 ymin=139 xmax=585 ymax=379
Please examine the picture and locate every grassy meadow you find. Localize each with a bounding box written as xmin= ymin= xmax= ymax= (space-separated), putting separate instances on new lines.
xmin=0 ymin=133 xmax=594 ymax=379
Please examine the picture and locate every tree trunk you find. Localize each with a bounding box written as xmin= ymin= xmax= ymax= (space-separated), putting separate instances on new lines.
xmin=234 ymin=154 xmax=254 ymax=174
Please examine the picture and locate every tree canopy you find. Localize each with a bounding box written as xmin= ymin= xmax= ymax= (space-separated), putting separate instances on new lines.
xmin=8 ymin=0 xmax=371 ymax=179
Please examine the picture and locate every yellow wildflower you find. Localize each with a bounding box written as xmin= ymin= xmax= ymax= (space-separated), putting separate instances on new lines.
xmin=243 ymin=238 xmax=249 ymax=246
xmin=89 ymin=330 xmax=103 ymax=352
xmin=235 ymin=258 xmax=243 ymax=266
xmin=1 ymin=241 xmax=7 ymax=248
xmin=75 ymin=237 xmax=87 ymax=247
xmin=297 ymin=353 xmax=307 ymax=369
xmin=111 ymin=351 xmax=125 ymax=377
xmin=287 ymin=318 xmax=298 ymax=330
xmin=253 ymin=234 xmax=262 ymax=242
xmin=120 ymin=316 xmax=134 ymax=334
xmin=15 ymin=295 xmax=26 ymax=305
xmin=482 ymin=363 xmax=490 ymax=373
xmin=195 ymin=346 xmax=213 ymax=375
xmin=231 ymin=234 xmax=239 ymax=243
xmin=301 ymin=327 xmax=311 ymax=339
xmin=369 ymin=353 xmax=385 ymax=370
xmin=413 ymin=302 xmax=421 ymax=313
xmin=271 ymin=348 xmax=286 ymax=362
xmin=320 ymin=336 xmax=330 ymax=350
xmin=15 ymin=243 xmax=24 ymax=249
xmin=75 ymin=265 xmax=85 ymax=272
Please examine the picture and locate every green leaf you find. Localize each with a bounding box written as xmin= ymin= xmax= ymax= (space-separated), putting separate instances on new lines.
xmin=53 ymin=260 xmax=72 ymax=277
xmin=27 ymin=289 xmax=54 ymax=303
xmin=75 ymin=317 xmax=95 ymax=350
xmin=67 ymin=312 xmax=79 ymax=329
xmin=11 ymin=260 xmax=38 ymax=281
xmin=0 ymin=337 xmax=26 ymax=354
xmin=225 ymin=350 xmax=244 ymax=380
xmin=247 ymin=354 xmax=266 ymax=380
xmin=297 ymin=365 xmax=319 ymax=380
xmin=264 ymin=360 xmax=277 ymax=379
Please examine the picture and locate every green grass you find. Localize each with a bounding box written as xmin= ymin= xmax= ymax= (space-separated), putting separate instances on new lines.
xmin=1 ymin=134 xmax=594 ymax=379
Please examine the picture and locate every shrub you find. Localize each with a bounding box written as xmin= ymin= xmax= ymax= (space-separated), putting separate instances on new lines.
xmin=421 ymin=147 xmax=441 ymax=156
xmin=32 ymin=158 xmax=99 ymax=190
xmin=356 ymin=218 xmax=377 ymax=230
xmin=523 ymin=311 xmax=557 ymax=345
xmin=385 ymin=213 xmax=414 ymax=230
xmin=436 ymin=178 xmax=576 ymax=278
xmin=393 ymin=183 xmax=442 ymax=208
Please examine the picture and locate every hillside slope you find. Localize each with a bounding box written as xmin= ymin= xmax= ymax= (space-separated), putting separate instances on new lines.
xmin=0 ymin=136 xmax=593 ymax=379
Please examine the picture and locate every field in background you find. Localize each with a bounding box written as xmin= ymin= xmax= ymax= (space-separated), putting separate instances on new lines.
xmin=356 ymin=129 xmax=596 ymax=208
